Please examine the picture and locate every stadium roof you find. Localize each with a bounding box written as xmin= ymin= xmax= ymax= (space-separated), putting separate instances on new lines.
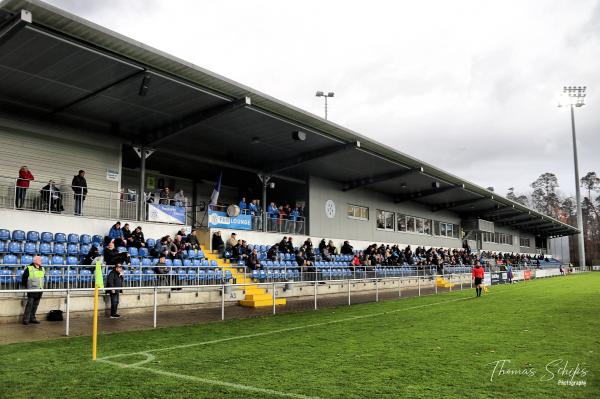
xmin=0 ymin=0 xmax=578 ymax=238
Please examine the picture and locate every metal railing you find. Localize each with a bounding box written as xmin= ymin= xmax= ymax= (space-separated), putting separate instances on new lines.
xmin=0 ymin=176 xmax=137 ymax=220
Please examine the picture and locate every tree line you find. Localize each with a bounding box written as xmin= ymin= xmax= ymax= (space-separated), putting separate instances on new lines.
xmin=506 ymin=171 xmax=600 ymax=265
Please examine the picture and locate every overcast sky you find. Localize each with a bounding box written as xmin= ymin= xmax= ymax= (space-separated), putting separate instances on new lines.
xmin=47 ymin=0 xmax=600 ymax=199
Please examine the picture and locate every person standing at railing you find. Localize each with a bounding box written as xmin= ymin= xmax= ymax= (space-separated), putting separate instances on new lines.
xmin=239 ymin=197 xmax=247 ymax=212
xmin=71 ymin=170 xmax=87 ymax=216
xmin=21 ymin=255 xmax=44 ymax=325
xmin=174 ymin=189 xmax=187 ymax=207
xmin=106 ymin=263 xmax=124 ymax=319
xmin=15 ymin=166 xmax=34 ymax=209
xmin=159 ymin=187 xmax=171 ymax=205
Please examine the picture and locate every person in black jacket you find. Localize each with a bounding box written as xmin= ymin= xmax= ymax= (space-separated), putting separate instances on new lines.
xmin=130 ymin=226 xmax=145 ymax=249
xmin=212 ymin=231 xmax=224 ymax=254
xmin=121 ymin=223 xmax=133 ymax=247
xmin=106 ymin=263 xmax=124 ymax=318
xmin=82 ymin=245 xmax=100 ymax=272
xmin=103 ymin=241 xmax=129 ymax=266
xmin=71 ymin=170 xmax=87 ymax=216
xmin=187 ymin=229 xmax=200 ymax=250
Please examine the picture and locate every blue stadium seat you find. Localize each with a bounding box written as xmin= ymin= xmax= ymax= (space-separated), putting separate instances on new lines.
xmin=8 ymin=242 xmax=22 ymax=254
xmin=3 ymin=254 xmax=17 ymax=265
xmin=67 ymin=244 xmax=79 ymax=256
xmin=80 ymin=244 xmax=91 ymax=256
xmin=67 ymin=233 xmax=79 ymax=244
xmin=46 ymin=269 xmax=62 ymax=284
xmin=40 ymin=232 xmax=53 ymax=243
xmin=40 ymin=256 xmax=50 ymax=266
xmin=187 ymin=249 xmax=197 ymax=259
xmin=177 ymin=269 xmax=187 ymax=282
xmin=187 ymin=269 xmax=197 ymax=281
xmin=0 ymin=229 xmax=10 ymax=241
xmin=80 ymin=234 xmax=91 ymax=245
xmin=92 ymin=235 xmax=103 ymax=244
xmin=52 ymin=243 xmax=65 ymax=255
xmin=26 ymin=231 xmax=40 ymax=242
xmin=165 ymin=259 xmax=173 ymax=267
xmin=0 ymin=241 xmax=6 ymax=253
xmin=129 ymin=268 xmax=142 ymax=283
xmin=51 ymin=255 xmax=65 ymax=265
xmin=197 ymin=251 xmax=204 ymax=259
xmin=65 ymin=268 xmax=77 ymax=284
xmin=39 ymin=243 xmax=52 ymax=255
xmin=0 ymin=268 xmax=13 ymax=284
xmin=192 ymin=259 xmax=201 ymax=266
xmin=143 ymin=268 xmax=155 ymax=283
xmin=210 ymin=260 xmax=218 ymax=267
xmin=54 ymin=233 xmax=66 ymax=243
xmin=12 ymin=230 xmax=25 ymax=241
xmin=130 ymin=258 xmax=140 ymax=267
xmin=173 ymin=259 xmax=182 ymax=267
xmin=139 ymin=247 xmax=149 ymax=258
xmin=128 ymin=247 xmax=139 ymax=257
xmin=141 ymin=258 xmax=152 ymax=267
xmin=183 ymin=259 xmax=192 ymax=267
xmin=201 ymin=260 xmax=209 ymax=267
xmin=66 ymin=256 xmax=78 ymax=266
xmin=117 ymin=246 xmax=127 ymax=253
xmin=146 ymin=238 xmax=156 ymax=248
xmin=79 ymin=269 xmax=93 ymax=284
xmin=24 ymin=242 xmax=37 ymax=255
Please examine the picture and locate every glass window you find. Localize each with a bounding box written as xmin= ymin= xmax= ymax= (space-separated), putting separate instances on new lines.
xmin=376 ymin=210 xmax=394 ymax=231
xmin=433 ymin=221 xmax=440 ymax=235
xmin=397 ymin=214 xmax=407 ymax=231
xmin=416 ymin=218 xmax=424 ymax=234
xmin=347 ymin=204 xmax=368 ymax=221
xmin=407 ymin=217 xmax=416 ymax=232
xmin=424 ymin=219 xmax=431 ymax=235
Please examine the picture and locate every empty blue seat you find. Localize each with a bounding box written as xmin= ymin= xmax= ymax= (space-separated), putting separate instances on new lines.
xmin=40 ymin=256 xmax=50 ymax=265
xmin=129 ymin=268 xmax=142 ymax=283
xmin=187 ymin=269 xmax=197 ymax=281
xmin=24 ymin=242 xmax=37 ymax=255
xmin=146 ymin=238 xmax=156 ymax=248
xmin=38 ymin=243 xmax=52 ymax=255
xmin=141 ymin=258 xmax=152 ymax=267
xmin=40 ymin=232 xmax=53 ymax=242
xmin=192 ymin=259 xmax=201 ymax=266
xmin=197 ymin=251 xmax=204 ymax=259
xmin=65 ymin=268 xmax=77 ymax=283
xmin=177 ymin=269 xmax=187 ymax=281
xmin=183 ymin=259 xmax=192 ymax=267
xmin=12 ymin=230 xmax=25 ymax=241
xmin=67 ymin=244 xmax=79 ymax=255
xmin=165 ymin=259 xmax=173 ymax=267
xmin=0 ymin=268 xmax=13 ymax=284
xmin=0 ymin=241 xmax=6 ymax=253
xmin=66 ymin=256 xmax=78 ymax=266
xmin=0 ymin=229 xmax=10 ymax=241
xmin=80 ymin=234 xmax=91 ymax=245
xmin=67 ymin=233 xmax=79 ymax=244
xmin=8 ymin=242 xmax=22 ymax=254
xmin=26 ymin=231 xmax=40 ymax=242
xmin=139 ymin=247 xmax=149 ymax=257
xmin=130 ymin=257 xmax=141 ymax=267
xmin=143 ymin=268 xmax=155 ymax=282
xmin=117 ymin=246 xmax=127 ymax=253
xmin=79 ymin=269 xmax=93 ymax=283
xmin=3 ymin=254 xmax=17 ymax=265
xmin=128 ymin=247 xmax=139 ymax=257
xmin=187 ymin=249 xmax=197 ymax=258
xmin=201 ymin=260 xmax=209 ymax=266
xmin=46 ymin=269 xmax=62 ymax=284
xmin=210 ymin=260 xmax=218 ymax=267
xmin=52 ymin=243 xmax=65 ymax=255
xmin=173 ymin=259 xmax=183 ymax=267
xmin=54 ymin=233 xmax=66 ymax=243
xmin=92 ymin=235 xmax=103 ymax=244
xmin=51 ymin=255 xmax=65 ymax=265
xmin=80 ymin=244 xmax=91 ymax=255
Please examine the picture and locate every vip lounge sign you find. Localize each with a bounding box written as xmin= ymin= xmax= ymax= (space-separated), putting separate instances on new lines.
xmin=208 ymin=209 xmax=252 ymax=230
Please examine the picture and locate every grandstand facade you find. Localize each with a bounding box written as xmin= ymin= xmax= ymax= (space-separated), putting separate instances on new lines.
xmin=0 ymin=0 xmax=578 ymax=261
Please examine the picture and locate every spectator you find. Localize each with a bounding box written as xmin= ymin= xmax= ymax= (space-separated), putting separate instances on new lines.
xmin=249 ymin=199 xmax=261 ymax=230
xmin=286 ymin=237 xmax=294 ymax=253
xmin=130 ymin=226 xmax=145 ymax=249
xmin=341 ymin=241 xmax=354 ymax=255
xmin=122 ymin=223 xmax=133 ymax=246
xmin=152 ymin=236 xmax=169 ymax=258
xmin=82 ymin=245 xmax=100 ymax=270
xmin=173 ymin=235 xmax=188 ymax=260
xmin=226 ymin=232 xmax=238 ymax=251
xmin=108 ymin=222 xmax=126 ymax=248
xmin=246 ymin=248 xmax=259 ymax=270
xmin=103 ymin=240 xmax=129 ymax=265
xmin=267 ymin=244 xmax=279 ymax=261
xmin=106 ymin=263 xmax=124 ymax=318
xmin=318 ymin=239 xmax=327 ymax=255
xmin=159 ymin=187 xmax=171 ymax=205
xmin=21 ymin=255 xmax=44 ymax=325
xmin=289 ymin=207 xmax=300 ymax=233
xmin=15 ymin=166 xmax=34 ymax=209
xmin=327 ymin=240 xmax=337 ymax=256
xmin=212 ymin=231 xmax=224 ymax=253
xmin=154 ymin=255 xmax=169 ymax=285
xmin=239 ymin=197 xmax=247 ymax=212
xmin=279 ymin=236 xmax=289 ymax=253
xmin=165 ymin=236 xmax=178 ymax=260
xmin=187 ymin=229 xmax=200 ymax=250
xmin=40 ymin=180 xmax=63 ymax=213
xmin=174 ymin=189 xmax=187 ymax=207
xmin=267 ymin=202 xmax=278 ymax=230
xmin=71 ymin=170 xmax=87 ymax=216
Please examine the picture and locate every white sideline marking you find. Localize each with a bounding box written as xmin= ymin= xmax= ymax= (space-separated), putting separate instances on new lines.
xmin=98 ymin=357 xmax=321 ymax=399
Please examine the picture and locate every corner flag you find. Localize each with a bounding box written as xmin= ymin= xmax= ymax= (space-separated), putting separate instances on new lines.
xmin=210 ymin=172 xmax=222 ymax=206
xmin=94 ymin=258 xmax=104 ymax=288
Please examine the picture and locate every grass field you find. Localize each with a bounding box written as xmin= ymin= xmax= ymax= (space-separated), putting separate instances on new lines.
xmin=0 ymin=273 xmax=598 ymax=398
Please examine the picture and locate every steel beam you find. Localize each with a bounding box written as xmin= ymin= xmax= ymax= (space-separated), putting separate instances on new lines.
xmin=394 ymin=184 xmax=463 ymax=203
xmin=342 ymin=167 xmax=421 ymax=192
xmin=431 ymin=196 xmax=489 ymax=212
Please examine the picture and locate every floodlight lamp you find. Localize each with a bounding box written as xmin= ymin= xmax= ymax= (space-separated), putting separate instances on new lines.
xmin=327 ymin=92 xmax=335 ymax=97
xmin=558 ymin=86 xmax=587 ymax=107
xmin=315 ymin=91 xmax=324 ymax=97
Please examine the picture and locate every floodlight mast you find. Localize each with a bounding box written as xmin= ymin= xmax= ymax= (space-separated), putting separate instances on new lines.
xmin=315 ymin=90 xmax=335 ymax=119
xmin=558 ymin=86 xmax=587 ymax=267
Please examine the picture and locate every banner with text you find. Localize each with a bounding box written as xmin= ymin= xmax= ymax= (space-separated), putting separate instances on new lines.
xmin=208 ymin=209 xmax=252 ymax=230
xmin=147 ymin=204 xmax=186 ymax=224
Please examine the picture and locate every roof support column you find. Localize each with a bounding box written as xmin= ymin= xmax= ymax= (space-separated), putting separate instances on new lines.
xmin=259 ymin=174 xmax=271 ymax=233
xmin=133 ymin=146 xmax=155 ymax=221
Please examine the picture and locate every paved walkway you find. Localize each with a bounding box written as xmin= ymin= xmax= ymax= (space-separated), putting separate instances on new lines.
xmin=0 ymin=285 xmax=456 ymax=345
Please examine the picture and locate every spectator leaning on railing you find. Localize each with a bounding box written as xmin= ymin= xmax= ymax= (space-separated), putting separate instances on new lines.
xmin=71 ymin=169 xmax=87 ymax=216
xmin=16 ymin=165 xmax=34 ymax=209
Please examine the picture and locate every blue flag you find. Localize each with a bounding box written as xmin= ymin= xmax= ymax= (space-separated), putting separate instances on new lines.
xmin=210 ymin=172 xmax=222 ymax=206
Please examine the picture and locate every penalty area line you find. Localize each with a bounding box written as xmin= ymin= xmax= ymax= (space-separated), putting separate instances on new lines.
xmin=97 ymin=357 xmax=321 ymax=399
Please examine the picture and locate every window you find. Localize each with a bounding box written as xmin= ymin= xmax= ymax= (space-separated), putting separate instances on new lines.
xmin=347 ymin=204 xmax=368 ymax=221
xmin=520 ymin=237 xmax=530 ymax=247
xmin=434 ymin=221 xmax=460 ymax=238
xmin=376 ymin=210 xmax=395 ymax=231
xmin=407 ymin=216 xmax=416 ymax=232
xmin=424 ymin=219 xmax=431 ymax=235
xmin=397 ymin=214 xmax=407 ymax=231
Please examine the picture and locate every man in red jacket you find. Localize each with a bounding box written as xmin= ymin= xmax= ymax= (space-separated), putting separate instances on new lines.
xmin=472 ymin=261 xmax=485 ymax=297
xmin=16 ymin=166 xmax=34 ymax=209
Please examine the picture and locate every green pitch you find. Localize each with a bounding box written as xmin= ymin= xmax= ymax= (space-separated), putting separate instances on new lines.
xmin=0 ymin=273 xmax=598 ymax=398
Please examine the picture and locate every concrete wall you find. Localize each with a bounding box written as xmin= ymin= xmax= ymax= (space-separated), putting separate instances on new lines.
xmin=480 ymin=225 xmax=536 ymax=254
xmin=308 ymin=176 xmax=462 ymax=247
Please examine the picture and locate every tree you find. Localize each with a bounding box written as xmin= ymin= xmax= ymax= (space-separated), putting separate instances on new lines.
xmin=530 ymin=173 xmax=561 ymax=218
xmin=581 ymin=171 xmax=600 ymax=201
xmin=506 ymin=187 xmax=529 ymax=206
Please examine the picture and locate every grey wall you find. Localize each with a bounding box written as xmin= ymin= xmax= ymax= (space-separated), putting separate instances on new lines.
xmin=308 ymin=176 xmax=462 ymax=248
xmin=479 ymin=225 xmax=536 ymax=254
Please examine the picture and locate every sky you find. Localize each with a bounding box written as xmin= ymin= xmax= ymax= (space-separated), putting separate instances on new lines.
xmin=47 ymin=0 xmax=600 ymax=199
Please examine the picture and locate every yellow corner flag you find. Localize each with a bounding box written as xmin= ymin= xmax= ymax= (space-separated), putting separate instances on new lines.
xmin=92 ymin=259 xmax=103 ymax=360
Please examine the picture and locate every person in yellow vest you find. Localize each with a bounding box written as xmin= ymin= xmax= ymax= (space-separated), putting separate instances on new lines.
xmin=21 ymin=255 xmax=45 ymax=325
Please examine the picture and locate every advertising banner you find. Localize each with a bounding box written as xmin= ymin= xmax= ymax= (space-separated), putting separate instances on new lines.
xmin=147 ymin=204 xmax=186 ymax=224
xmin=491 ymin=272 xmax=508 ymax=285
xmin=208 ymin=209 xmax=252 ymax=230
